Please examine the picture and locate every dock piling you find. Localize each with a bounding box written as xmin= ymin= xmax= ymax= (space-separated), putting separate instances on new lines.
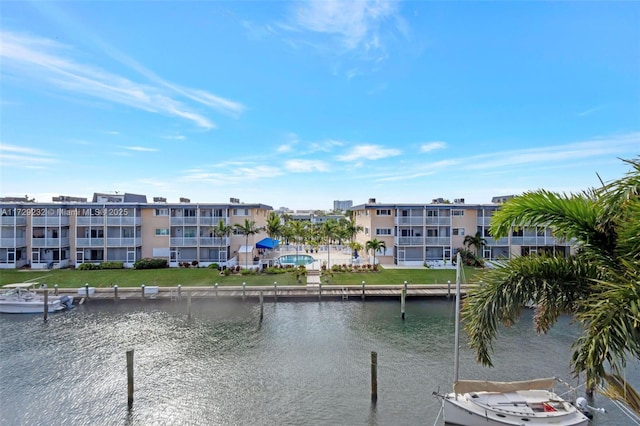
xmin=126 ymin=349 xmax=134 ymax=409
xmin=215 ymin=283 xmax=218 ymax=297
xmin=319 ymin=283 xmax=322 ymax=301
xmin=85 ymin=283 xmax=90 ymax=301
xmin=178 ymin=284 xmax=182 ymax=300
xmin=274 ymin=282 xmax=277 ymax=302
xmin=141 ymin=284 xmax=145 ymax=301
xmin=54 ymin=284 xmax=58 ymax=296
xmin=43 ymin=289 xmax=48 ymax=322
xmin=371 ymin=351 xmax=378 ymax=403
xmin=242 ymin=282 xmax=246 ymax=300
xmin=447 ymin=280 xmax=451 ymax=298
xmin=187 ymin=292 xmax=192 ymax=319
xmin=259 ymin=291 xmax=264 ymax=322
xmin=362 ymin=281 xmax=365 ymax=300
xmin=114 ymin=285 xmax=118 ymax=301
xmin=401 ymin=288 xmax=406 ymax=320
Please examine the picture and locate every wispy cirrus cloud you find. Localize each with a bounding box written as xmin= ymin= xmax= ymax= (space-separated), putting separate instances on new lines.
xmin=291 ymin=0 xmax=402 ymax=52
xmin=123 ymin=146 xmax=158 ymax=152
xmin=420 ymin=141 xmax=447 ymax=153
xmin=336 ymin=144 xmax=401 ymax=161
xmin=284 ymin=159 xmax=330 ymax=172
xmin=0 ymin=30 xmax=244 ymax=129
xmin=0 ymin=143 xmax=57 ymax=169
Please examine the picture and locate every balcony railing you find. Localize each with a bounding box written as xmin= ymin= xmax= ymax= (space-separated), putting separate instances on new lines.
xmin=395 ymin=217 xmax=424 ymax=226
xmin=0 ymin=217 xmax=27 ymax=226
xmin=477 ymin=217 xmax=492 ymax=226
xmin=426 ymin=217 xmax=451 ymax=225
xmin=170 ymin=217 xmax=198 ymax=226
xmin=31 ymin=237 xmax=70 ymax=247
xmin=0 ymin=237 xmax=27 ymax=247
xmin=106 ymin=237 xmax=141 ymax=247
xmin=426 ymin=237 xmax=450 ymax=246
xmin=76 ymin=217 xmax=106 ymax=226
xmin=396 ymin=237 xmax=424 ymax=245
xmin=76 ymin=238 xmax=105 ymax=247
xmin=171 ymin=237 xmax=198 ymax=246
xmin=31 ymin=217 xmax=70 ymax=226
xmin=511 ymin=236 xmax=560 ymax=245
xmin=199 ymin=237 xmax=229 ymax=246
xmin=483 ymin=237 xmax=509 ymax=246
xmin=198 ymin=217 xmax=228 ymax=226
xmin=106 ymin=217 xmax=141 ymax=226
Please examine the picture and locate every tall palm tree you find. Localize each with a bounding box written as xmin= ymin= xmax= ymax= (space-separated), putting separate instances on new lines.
xmin=462 ymin=158 xmax=640 ymax=415
xmin=234 ymin=219 xmax=261 ymax=269
xmin=288 ymin=220 xmax=307 ymax=260
xmin=463 ymin=231 xmax=487 ymax=258
xmin=265 ymin=212 xmax=282 ymax=244
xmin=320 ymin=219 xmax=339 ymax=269
xmin=365 ymin=238 xmax=387 ymax=270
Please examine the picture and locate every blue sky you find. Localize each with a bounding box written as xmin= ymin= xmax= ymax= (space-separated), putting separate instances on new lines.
xmin=1 ymin=1 xmax=638 ymax=210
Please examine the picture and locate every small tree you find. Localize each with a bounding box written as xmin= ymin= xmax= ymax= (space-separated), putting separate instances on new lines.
xmin=365 ymin=238 xmax=386 ymax=270
xmin=234 ymin=219 xmax=261 ymax=269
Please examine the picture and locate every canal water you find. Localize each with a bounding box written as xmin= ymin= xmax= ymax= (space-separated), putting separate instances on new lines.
xmin=0 ymin=298 xmax=637 ymax=425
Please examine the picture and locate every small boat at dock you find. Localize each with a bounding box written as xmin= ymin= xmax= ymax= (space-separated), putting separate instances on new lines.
xmin=0 ymin=283 xmax=74 ymax=314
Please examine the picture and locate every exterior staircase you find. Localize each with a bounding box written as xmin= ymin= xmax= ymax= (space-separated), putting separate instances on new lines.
xmin=306 ymin=269 xmax=321 ymax=289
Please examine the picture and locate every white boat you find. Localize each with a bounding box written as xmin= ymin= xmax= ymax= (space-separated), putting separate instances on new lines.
xmin=0 ymin=283 xmax=74 ymax=314
xmin=434 ymin=253 xmax=592 ymax=426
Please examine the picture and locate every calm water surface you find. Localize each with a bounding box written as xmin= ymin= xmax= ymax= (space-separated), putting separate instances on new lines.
xmin=1 ymin=299 xmax=637 ymax=425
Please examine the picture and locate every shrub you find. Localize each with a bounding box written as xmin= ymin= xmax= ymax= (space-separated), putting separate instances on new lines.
xmin=240 ymin=269 xmax=256 ymax=275
xmin=134 ymin=258 xmax=168 ymax=270
xmin=77 ymin=263 xmax=101 ymax=270
xmin=208 ymin=263 xmax=220 ymax=269
xmin=101 ymin=261 xmax=124 ymax=269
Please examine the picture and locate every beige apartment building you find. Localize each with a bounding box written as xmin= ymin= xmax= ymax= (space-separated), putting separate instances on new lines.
xmin=0 ymin=193 xmax=272 ymax=270
xmin=0 ymin=193 xmax=573 ymax=269
xmin=351 ymin=197 xmax=572 ymax=267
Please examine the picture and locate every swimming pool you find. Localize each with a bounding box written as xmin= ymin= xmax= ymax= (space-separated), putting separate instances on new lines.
xmin=276 ymin=254 xmax=315 ymax=266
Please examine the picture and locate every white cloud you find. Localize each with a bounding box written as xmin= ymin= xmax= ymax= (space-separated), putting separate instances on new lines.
xmin=162 ymin=135 xmax=186 ymax=140
xmin=124 ymin=146 xmax=158 ymax=152
xmin=336 ymin=144 xmax=401 ymax=161
xmin=284 ymin=159 xmax=330 ymax=172
xmin=308 ymin=138 xmax=343 ymax=152
xmin=0 ymin=143 xmax=57 ymax=169
xmin=0 ymin=30 xmax=245 ymax=129
xmin=420 ymin=141 xmax=447 ymax=153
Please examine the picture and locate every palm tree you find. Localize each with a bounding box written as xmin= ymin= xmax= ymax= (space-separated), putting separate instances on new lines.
xmin=462 ymin=158 xmax=640 ymax=415
xmin=320 ymin=219 xmax=339 ymax=269
xmin=365 ymin=238 xmax=386 ymax=270
xmin=234 ymin=219 xmax=261 ymax=269
xmin=288 ymin=220 xmax=307 ymax=260
xmin=265 ymin=212 xmax=282 ymax=244
xmin=463 ymin=231 xmax=487 ymax=258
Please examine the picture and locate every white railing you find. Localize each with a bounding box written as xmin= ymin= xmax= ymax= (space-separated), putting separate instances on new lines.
xmin=426 ymin=217 xmax=451 ymax=225
xmin=106 ymin=217 xmax=141 ymax=226
xmin=31 ymin=237 xmax=70 ymax=247
xmin=0 ymin=237 xmax=27 ymax=247
xmin=170 ymin=237 xmax=198 ymax=246
xmin=31 ymin=217 xmax=70 ymax=226
xmin=395 ymin=217 xmax=424 ymax=225
xmin=199 ymin=237 xmax=229 ymax=246
xmin=0 ymin=216 xmax=27 ymax=225
xmin=396 ymin=237 xmax=424 ymax=245
xmin=76 ymin=217 xmax=106 ymax=225
xmin=76 ymin=238 xmax=105 ymax=247
xmin=106 ymin=237 xmax=141 ymax=246
xmin=426 ymin=237 xmax=450 ymax=245
xmin=170 ymin=217 xmax=198 ymax=225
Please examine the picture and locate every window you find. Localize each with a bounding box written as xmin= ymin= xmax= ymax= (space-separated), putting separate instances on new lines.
xmin=452 ymin=209 xmax=464 ymax=216
xmin=155 ymin=228 xmax=170 ymax=236
xmin=427 ymin=210 xmax=437 ymax=217
xmin=376 ymin=228 xmax=392 ymax=236
xmin=376 ymin=209 xmax=391 ymax=216
xmin=154 ymin=208 xmax=169 ymax=216
xmin=364 ymin=227 xmax=369 ymax=235
xmin=453 ymin=228 xmax=465 ymax=236
xmin=233 ymin=208 xmax=249 ymax=216
xmin=427 ymin=228 xmax=438 ymax=237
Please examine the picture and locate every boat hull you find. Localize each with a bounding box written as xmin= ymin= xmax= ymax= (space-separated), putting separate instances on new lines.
xmin=443 ymin=393 xmax=590 ymax=426
xmin=0 ymin=296 xmax=73 ymax=314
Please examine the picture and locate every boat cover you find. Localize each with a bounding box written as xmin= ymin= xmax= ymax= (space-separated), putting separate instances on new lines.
xmin=453 ymin=378 xmax=556 ymax=394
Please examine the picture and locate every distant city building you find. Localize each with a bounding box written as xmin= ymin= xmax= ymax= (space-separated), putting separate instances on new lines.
xmin=333 ymin=200 xmax=353 ymax=211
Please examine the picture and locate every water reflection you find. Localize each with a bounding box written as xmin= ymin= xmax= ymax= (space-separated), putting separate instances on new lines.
xmin=0 ymin=299 xmax=636 ymax=425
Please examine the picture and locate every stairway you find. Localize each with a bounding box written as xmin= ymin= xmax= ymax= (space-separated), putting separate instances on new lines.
xmin=306 ymin=269 xmax=321 ymax=289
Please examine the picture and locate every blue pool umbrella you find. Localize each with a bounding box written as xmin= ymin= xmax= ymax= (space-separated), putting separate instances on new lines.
xmin=256 ymin=238 xmax=279 ymax=249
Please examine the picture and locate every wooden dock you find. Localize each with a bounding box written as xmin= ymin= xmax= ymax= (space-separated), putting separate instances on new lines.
xmin=52 ymin=284 xmax=476 ymax=302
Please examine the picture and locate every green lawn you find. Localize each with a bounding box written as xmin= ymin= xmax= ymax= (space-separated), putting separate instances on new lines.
xmin=0 ymin=266 xmax=482 ymax=288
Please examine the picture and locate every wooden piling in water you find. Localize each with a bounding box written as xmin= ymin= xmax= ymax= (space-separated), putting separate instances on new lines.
xmin=114 ymin=285 xmax=118 ymax=301
xmin=242 ymin=282 xmax=246 ymax=300
xmin=215 ymin=283 xmax=218 ymax=297
xmin=319 ymin=283 xmax=322 ymax=301
xmin=371 ymin=351 xmax=378 ymax=403
xmin=259 ymin=291 xmax=264 ymax=322
xmin=126 ymin=349 xmax=134 ymax=409
xmin=187 ymin=292 xmax=192 ymax=319
xmin=401 ymin=288 xmax=406 ymax=320
xmin=85 ymin=283 xmax=90 ymax=301
xmin=43 ymin=289 xmax=48 ymax=322
xmin=54 ymin=284 xmax=58 ymax=296
xmin=362 ymin=281 xmax=365 ymax=300
xmin=141 ymin=284 xmax=145 ymax=301
xmin=274 ymin=282 xmax=277 ymax=302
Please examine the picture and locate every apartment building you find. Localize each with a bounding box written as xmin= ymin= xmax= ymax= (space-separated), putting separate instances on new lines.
xmin=350 ymin=197 xmax=572 ymax=267
xmin=0 ymin=194 xmax=272 ymax=269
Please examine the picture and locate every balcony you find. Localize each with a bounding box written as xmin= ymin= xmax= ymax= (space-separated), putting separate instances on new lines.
xmin=396 ymin=237 xmax=424 ymax=246
xmin=426 ymin=237 xmax=450 ymax=246
xmin=170 ymin=217 xmax=198 ymax=226
xmin=31 ymin=237 xmax=70 ymax=247
xmin=1 ymin=217 xmax=27 ymax=226
xmin=106 ymin=237 xmax=142 ymax=247
xmin=76 ymin=238 xmax=105 ymax=247
xmin=477 ymin=217 xmax=492 ymax=227
xmin=0 ymin=237 xmax=27 ymax=247
xmin=31 ymin=217 xmax=70 ymax=226
xmin=171 ymin=237 xmax=198 ymax=247
xmin=198 ymin=217 xmax=228 ymax=226
xmin=106 ymin=217 xmax=141 ymax=226
xmin=76 ymin=217 xmax=106 ymax=226
xmin=484 ymin=237 xmax=509 ymax=246
xmin=199 ymin=237 xmax=229 ymax=246
xmin=426 ymin=217 xmax=451 ymax=226
xmin=395 ymin=217 xmax=424 ymax=226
